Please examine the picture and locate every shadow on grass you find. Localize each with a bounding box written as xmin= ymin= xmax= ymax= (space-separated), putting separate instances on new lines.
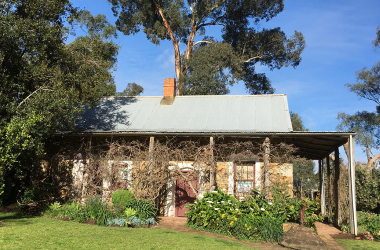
xmin=0 ymin=212 xmax=34 ymax=225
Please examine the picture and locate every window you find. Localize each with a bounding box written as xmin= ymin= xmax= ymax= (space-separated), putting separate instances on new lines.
xmin=234 ymin=161 xmax=255 ymax=199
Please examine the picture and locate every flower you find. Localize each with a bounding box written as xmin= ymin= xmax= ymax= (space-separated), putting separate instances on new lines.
xmin=215 ymin=208 xmax=220 ymax=210
xmin=211 ymin=191 xmax=217 ymax=193
xmin=261 ymin=208 xmax=265 ymax=211
xmin=268 ymin=202 xmax=272 ymax=205
xmin=206 ymin=201 xmax=213 ymax=203
xmin=209 ymin=204 xmax=212 ymax=207
xmin=76 ymin=153 xmax=82 ymax=158
xmin=235 ymin=208 xmax=239 ymax=211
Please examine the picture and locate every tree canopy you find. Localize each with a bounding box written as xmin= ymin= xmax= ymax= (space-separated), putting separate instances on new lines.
xmin=337 ymin=26 xmax=380 ymax=168
xmin=109 ymin=0 xmax=306 ymax=95
xmin=290 ymin=111 xmax=309 ymax=132
xmin=0 ymin=0 xmax=119 ymax=204
xmin=116 ymin=83 xmax=144 ymax=96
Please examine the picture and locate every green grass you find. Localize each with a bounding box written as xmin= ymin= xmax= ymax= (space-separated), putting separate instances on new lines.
xmin=336 ymin=239 xmax=380 ymax=250
xmin=0 ymin=212 xmax=257 ymax=249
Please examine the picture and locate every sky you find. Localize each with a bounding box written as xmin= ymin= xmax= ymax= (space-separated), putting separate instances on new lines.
xmin=69 ymin=0 xmax=380 ymax=163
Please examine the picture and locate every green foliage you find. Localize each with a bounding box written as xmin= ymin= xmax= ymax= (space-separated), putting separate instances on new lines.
xmin=109 ymin=0 xmax=306 ymax=95
xmin=355 ymin=168 xmax=380 ymax=212
xmin=186 ymin=185 xmax=323 ymax=242
xmin=125 ymin=199 xmax=157 ymax=220
xmin=116 ymin=83 xmax=144 ymax=96
xmin=112 ymin=189 xmax=136 ymax=208
xmin=290 ymin=111 xmax=309 ymax=132
xmin=0 ymin=0 xmax=119 ymax=204
xmin=356 ymin=211 xmax=380 ymax=239
xmin=44 ymin=196 xmax=114 ymax=226
xmin=17 ymin=177 xmax=61 ymax=205
xmin=179 ymin=42 xmax=244 ymax=95
xmin=292 ymin=159 xmax=317 ymax=198
xmin=124 ymin=207 xmax=137 ymax=221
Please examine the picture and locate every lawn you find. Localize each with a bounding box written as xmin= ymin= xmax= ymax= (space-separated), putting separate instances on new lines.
xmin=0 ymin=212 xmax=256 ymax=250
xmin=336 ymin=239 xmax=380 ymax=250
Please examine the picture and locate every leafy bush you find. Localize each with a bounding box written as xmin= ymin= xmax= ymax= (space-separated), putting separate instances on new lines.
xmin=259 ymin=215 xmax=284 ymax=243
xmin=124 ymin=207 xmax=137 ymax=221
xmin=18 ymin=178 xmax=61 ymax=205
xmin=186 ymin=185 xmax=323 ymax=242
xmin=112 ymin=190 xmax=135 ymax=208
xmin=186 ymin=188 xmax=271 ymax=241
xmin=107 ymin=218 xmax=126 ymax=227
xmin=43 ymin=196 xmax=113 ymax=226
xmin=125 ymin=199 xmax=157 ymax=220
xmin=357 ymin=211 xmax=380 ymax=239
xmin=356 ymin=168 xmax=380 ymax=213
xmin=129 ymin=216 xmax=157 ymax=227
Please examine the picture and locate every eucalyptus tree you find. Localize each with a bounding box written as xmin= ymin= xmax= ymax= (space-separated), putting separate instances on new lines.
xmin=109 ymin=0 xmax=306 ymax=95
xmin=0 ymin=0 xmax=119 ymax=203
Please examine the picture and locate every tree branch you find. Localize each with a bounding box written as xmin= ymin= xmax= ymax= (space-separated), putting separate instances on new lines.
xmin=17 ymin=88 xmax=53 ymax=109
xmin=244 ymin=56 xmax=264 ymax=63
xmin=193 ymin=40 xmax=213 ymax=47
xmin=366 ymin=152 xmax=380 ymax=168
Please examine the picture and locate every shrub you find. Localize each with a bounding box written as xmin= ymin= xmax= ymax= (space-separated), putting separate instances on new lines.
xmin=186 ymin=188 xmax=273 ymax=242
xmin=129 ymin=216 xmax=157 ymax=227
xmin=43 ymin=196 xmax=114 ymax=226
xmin=107 ymin=218 xmax=126 ymax=227
xmin=125 ymin=199 xmax=157 ymax=220
xmin=357 ymin=211 xmax=380 ymax=239
xmin=356 ymin=168 xmax=380 ymax=213
xmin=186 ymin=186 xmax=323 ymax=242
xmin=112 ymin=190 xmax=135 ymax=208
xmin=124 ymin=207 xmax=137 ymax=221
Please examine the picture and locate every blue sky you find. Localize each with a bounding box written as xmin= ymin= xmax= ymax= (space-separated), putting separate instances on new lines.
xmin=70 ymin=0 xmax=380 ymax=163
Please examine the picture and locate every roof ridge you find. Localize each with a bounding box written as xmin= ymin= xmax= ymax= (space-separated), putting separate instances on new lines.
xmin=103 ymin=94 xmax=286 ymax=99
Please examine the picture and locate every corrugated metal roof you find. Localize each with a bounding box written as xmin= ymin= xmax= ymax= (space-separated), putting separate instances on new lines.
xmin=74 ymin=95 xmax=293 ymax=133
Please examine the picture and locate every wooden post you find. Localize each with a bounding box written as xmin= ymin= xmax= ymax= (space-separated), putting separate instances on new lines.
xmin=149 ymin=137 xmax=154 ymax=170
xmin=209 ymin=137 xmax=215 ymax=192
xmin=334 ymin=148 xmax=341 ymax=226
xmin=326 ymin=156 xmax=332 ymax=223
xmin=319 ymin=159 xmax=326 ymax=216
xmin=263 ymin=137 xmax=270 ymax=197
xmin=348 ymin=135 xmax=358 ymax=235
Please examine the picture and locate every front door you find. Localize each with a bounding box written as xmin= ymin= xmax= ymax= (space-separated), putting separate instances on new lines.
xmin=175 ymin=174 xmax=198 ymax=217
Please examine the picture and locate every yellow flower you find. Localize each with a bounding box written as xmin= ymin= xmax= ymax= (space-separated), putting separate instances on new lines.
xmin=222 ymin=214 xmax=225 ymax=218
xmin=245 ymin=224 xmax=247 ymax=227
xmin=235 ymin=217 xmax=237 ymax=221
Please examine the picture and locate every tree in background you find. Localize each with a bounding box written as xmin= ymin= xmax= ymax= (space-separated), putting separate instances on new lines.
xmin=116 ymin=83 xmax=144 ymax=96
xmin=290 ymin=111 xmax=309 ymax=131
xmin=293 ymin=159 xmax=317 ymax=198
xmin=0 ymin=0 xmax=119 ymax=204
xmin=290 ymin=111 xmax=316 ymax=197
xmin=109 ymin=0 xmax=306 ymax=95
xmin=337 ymin=26 xmax=380 ymax=169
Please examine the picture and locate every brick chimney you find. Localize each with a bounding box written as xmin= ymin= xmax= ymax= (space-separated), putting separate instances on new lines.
xmin=160 ymin=78 xmax=176 ymax=105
